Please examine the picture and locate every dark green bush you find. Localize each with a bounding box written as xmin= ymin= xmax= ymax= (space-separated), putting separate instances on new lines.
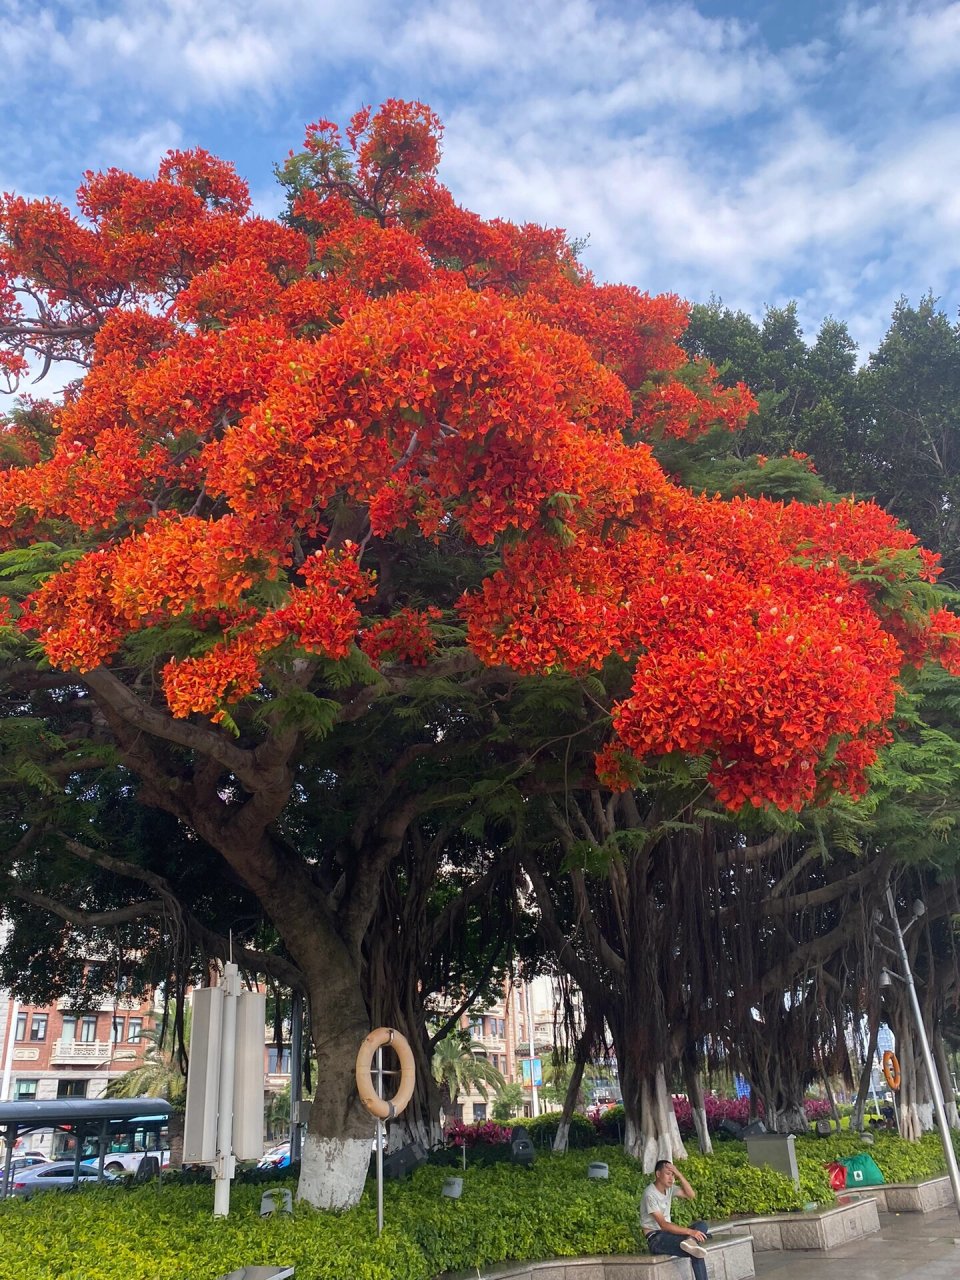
xmin=522 ymin=1111 xmax=599 ymax=1149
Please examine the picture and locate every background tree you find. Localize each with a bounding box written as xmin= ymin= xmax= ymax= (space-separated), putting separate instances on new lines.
xmin=431 ymin=1030 xmax=505 ymax=1110
xmin=491 ymin=1082 xmax=526 ymax=1121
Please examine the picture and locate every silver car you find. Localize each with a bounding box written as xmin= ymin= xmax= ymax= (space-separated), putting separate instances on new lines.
xmin=9 ymin=1160 xmax=118 ymax=1198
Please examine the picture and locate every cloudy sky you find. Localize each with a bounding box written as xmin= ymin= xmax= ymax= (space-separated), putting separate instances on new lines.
xmin=2 ymin=0 xmax=958 ymax=355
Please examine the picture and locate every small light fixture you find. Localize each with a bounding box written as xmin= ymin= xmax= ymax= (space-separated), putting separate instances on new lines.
xmin=912 ymin=899 xmax=926 ymax=919
xmin=441 ymin=1176 xmax=463 ymax=1199
xmin=879 ymin=968 xmax=893 ymax=988
xmin=587 ymin=1162 xmax=609 ymax=1180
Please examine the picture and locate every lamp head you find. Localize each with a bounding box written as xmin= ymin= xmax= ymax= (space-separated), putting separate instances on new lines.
xmin=912 ymin=899 xmax=926 ymax=919
xmin=879 ymin=968 xmax=893 ymax=988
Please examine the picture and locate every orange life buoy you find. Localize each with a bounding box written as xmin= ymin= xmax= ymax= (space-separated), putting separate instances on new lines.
xmin=882 ymin=1049 xmax=901 ymax=1091
xmin=355 ymin=1027 xmax=416 ymax=1119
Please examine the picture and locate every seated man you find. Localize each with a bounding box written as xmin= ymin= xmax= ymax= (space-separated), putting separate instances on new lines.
xmin=640 ymin=1159 xmax=711 ymax=1280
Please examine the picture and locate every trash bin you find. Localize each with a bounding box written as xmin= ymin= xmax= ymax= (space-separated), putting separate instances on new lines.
xmin=744 ymin=1132 xmax=799 ymax=1187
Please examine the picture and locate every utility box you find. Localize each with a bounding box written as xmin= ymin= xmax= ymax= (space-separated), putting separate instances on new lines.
xmin=745 ymin=1132 xmax=799 ymax=1187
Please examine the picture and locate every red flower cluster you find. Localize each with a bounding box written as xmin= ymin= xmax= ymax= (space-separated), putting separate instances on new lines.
xmin=1 ymin=99 xmax=955 ymax=808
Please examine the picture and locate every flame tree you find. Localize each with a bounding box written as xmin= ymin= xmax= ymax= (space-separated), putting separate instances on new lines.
xmin=2 ymin=101 xmax=959 ymax=1208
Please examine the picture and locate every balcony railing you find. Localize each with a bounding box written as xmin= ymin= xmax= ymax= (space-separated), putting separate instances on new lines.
xmin=50 ymin=1038 xmax=113 ymax=1064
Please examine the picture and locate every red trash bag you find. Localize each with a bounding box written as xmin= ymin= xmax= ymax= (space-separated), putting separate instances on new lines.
xmin=826 ymin=1161 xmax=847 ymax=1190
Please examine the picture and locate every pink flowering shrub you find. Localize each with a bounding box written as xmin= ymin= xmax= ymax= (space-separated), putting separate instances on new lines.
xmin=444 ymin=1119 xmax=513 ymax=1147
xmin=592 ymin=1095 xmax=832 ymax=1142
xmin=444 ymin=1096 xmax=833 ymax=1149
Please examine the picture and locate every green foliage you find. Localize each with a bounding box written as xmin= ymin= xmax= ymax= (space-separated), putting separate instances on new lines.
xmin=491 ymin=1081 xmax=526 ymax=1121
xmin=796 ymin=1131 xmax=958 ymax=1184
xmin=0 ymin=1145 xmax=836 ymax=1279
xmin=522 ymin=1111 xmax=599 ymax=1149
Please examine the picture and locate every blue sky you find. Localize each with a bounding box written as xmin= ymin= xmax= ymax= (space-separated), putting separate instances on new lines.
xmin=2 ymin=0 xmax=959 ymax=356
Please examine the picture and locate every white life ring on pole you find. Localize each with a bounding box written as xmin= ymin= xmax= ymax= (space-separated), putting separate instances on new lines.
xmin=355 ymin=1027 xmax=416 ymax=1119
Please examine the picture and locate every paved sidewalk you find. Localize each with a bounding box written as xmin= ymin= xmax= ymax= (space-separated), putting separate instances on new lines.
xmin=752 ymin=1205 xmax=960 ymax=1280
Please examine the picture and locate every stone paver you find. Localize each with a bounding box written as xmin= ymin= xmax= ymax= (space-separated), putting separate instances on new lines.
xmin=751 ymin=1206 xmax=960 ymax=1280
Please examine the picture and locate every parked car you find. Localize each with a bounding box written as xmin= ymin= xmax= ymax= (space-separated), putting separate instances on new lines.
xmin=9 ymin=1161 xmax=119 ymax=1199
xmin=257 ymin=1143 xmax=291 ymax=1170
xmin=8 ymin=1155 xmax=49 ymax=1176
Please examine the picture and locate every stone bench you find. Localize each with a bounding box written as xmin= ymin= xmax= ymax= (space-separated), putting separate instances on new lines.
xmin=711 ymin=1194 xmax=880 ymax=1251
xmin=441 ymin=1235 xmax=755 ymax=1280
xmin=842 ymin=1175 xmax=955 ymax=1214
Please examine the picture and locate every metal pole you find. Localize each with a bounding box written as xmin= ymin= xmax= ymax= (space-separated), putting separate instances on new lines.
xmin=213 ymin=962 xmax=238 ymax=1218
xmin=886 ymin=886 xmax=960 ymax=1224
xmin=524 ymin=982 xmax=540 ymax=1118
xmin=1 ymin=1123 xmax=14 ymax=1200
xmin=375 ymin=1046 xmax=384 ymax=1237
xmin=289 ymin=991 xmax=303 ymax=1163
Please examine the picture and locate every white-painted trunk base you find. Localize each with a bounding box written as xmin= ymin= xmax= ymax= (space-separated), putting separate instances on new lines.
xmin=553 ymin=1120 xmax=570 ymax=1154
xmin=298 ymin=1133 xmax=370 ymax=1210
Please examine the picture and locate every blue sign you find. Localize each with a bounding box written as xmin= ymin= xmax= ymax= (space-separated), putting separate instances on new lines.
xmin=734 ymin=1074 xmax=751 ymax=1100
xmin=521 ymin=1058 xmax=543 ymax=1087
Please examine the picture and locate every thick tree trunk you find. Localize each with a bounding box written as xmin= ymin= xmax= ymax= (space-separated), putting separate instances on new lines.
xmin=297 ymin=959 xmax=374 ymax=1208
xmin=252 ymin=867 xmax=377 ymax=1209
xmin=627 ymin=1063 xmax=687 ymax=1171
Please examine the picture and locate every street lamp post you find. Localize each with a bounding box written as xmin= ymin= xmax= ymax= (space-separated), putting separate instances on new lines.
xmin=883 ymin=885 xmax=960 ymax=1225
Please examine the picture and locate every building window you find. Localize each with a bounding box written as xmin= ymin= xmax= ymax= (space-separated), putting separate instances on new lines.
xmin=127 ymin=1018 xmax=142 ymax=1044
xmin=29 ymin=1014 xmax=48 ymax=1042
xmin=267 ymin=1047 xmax=291 ymax=1073
xmin=79 ymin=1016 xmax=97 ymax=1043
xmin=469 ymin=1020 xmax=482 ymax=1040
xmin=57 ymin=1079 xmax=87 ymax=1098
xmin=61 ymin=1015 xmax=76 ymax=1043
xmin=111 ymin=1017 xmax=125 ymax=1043
xmin=15 ymin=1012 xmax=26 ymax=1041
xmin=498 ymin=1019 xmax=505 ymax=1037
xmin=473 ymin=1102 xmax=487 ymax=1122
xmin=14 ymin=1079 xmax=37 ymax=1099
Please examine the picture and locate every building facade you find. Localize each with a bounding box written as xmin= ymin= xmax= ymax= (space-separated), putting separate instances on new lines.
xmin=0 ymin=990 xmax=157 ymax=1105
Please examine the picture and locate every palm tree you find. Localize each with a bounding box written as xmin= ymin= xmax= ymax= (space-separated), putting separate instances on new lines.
xmin=106 ymin=1008 xmax=190 ymax=1107
xmin=432 ymin=1031 xmax=505 ymax=1110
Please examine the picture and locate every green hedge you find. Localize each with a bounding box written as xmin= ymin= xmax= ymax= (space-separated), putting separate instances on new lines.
xmin=521 ymin=1112 xmax=600 ymax=1149
xmin=795 ymin=1130 xmax=960 ymax=1184
xmin=0 ymin=1144 xmax=828 ymax=1280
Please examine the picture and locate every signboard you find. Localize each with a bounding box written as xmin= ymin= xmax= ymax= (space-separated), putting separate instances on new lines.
xmin=521 ymin=1058 xmax=543 ymax=1087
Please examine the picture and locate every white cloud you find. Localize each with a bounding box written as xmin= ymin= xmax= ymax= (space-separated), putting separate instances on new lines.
xmin=841 ymin=1 xmax=960 ymax=78
xmin=0 ymin=0 xmax=958 ymax=359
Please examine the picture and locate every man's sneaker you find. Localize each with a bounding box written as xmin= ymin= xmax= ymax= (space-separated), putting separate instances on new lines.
xmin=680 ymin=1238 xmax=708 ymax=1260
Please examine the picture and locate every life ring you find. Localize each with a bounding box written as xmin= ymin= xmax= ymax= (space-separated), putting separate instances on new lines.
xmin=355 ymin=1026 xmax=416 ymax=1119
xmin=882 ymin=1050 xmax=901 ymax=1091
